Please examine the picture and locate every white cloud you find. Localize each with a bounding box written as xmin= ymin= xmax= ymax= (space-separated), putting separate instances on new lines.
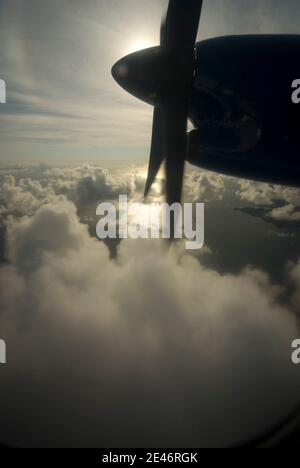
xmin=185 ymin=169 xmax=226 ymax=202
xmin=0 ymin=165 xmax=148 ymax=216
xmin=270 ymin=204 xmax=300 ymax=222
xmin=288 ymin=259 xmax=300 ymax=313
xmin=1 ymin=164 xmax=195 ymax=224
xmin=0 ymin=174 xmax=61 ymax=216
xmin=236 ymin=180 xmax=300 ymax=207
xmin=235 ymin=181 xmax=300 ymax=224
xmin=0 ymin=197 xmax=299 ymax=447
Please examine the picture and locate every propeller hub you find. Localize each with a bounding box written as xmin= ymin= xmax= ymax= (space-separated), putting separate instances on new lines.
xmin=112 ymin=47 xmax=163 ymax=105
xmin=112 ymin=46 xmax=193 ymax=106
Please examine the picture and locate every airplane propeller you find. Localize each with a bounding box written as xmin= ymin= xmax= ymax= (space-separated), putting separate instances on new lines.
xmin=112 ymin=0 xmax=203 ymax=206
xmin=148 ymin=0 xmax=203 ymax=206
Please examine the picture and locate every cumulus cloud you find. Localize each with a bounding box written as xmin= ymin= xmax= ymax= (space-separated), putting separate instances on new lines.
xmin=0 ymin=165 xmax=145 ymax=218
xmin=74 ymin=169 xmax=133 ymax=206
xmin=0 ymin=197 xmax=299 ymax=447
xmin=270 ymin=204 xmax=300 ymax=223
xmin=0 ymin=164 xmax=229 ymax=220
xmin=235 ymin=180 xmax=300 ymax=226
xmin=185 ymin=169 xmax=226 ymax=202
xmin=5 ymin=201 xmax=87 ymax=273
xmin=0 ymin=174 xmax=57 ymax=216
xmin=287 ymin=259 xmax=300 ymax=314
xmin=237 ymin=181 xmax=300 ymax=207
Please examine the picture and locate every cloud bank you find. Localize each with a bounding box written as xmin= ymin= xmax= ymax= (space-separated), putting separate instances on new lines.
xmin=0 ymin=176 xmax=300 ymax=447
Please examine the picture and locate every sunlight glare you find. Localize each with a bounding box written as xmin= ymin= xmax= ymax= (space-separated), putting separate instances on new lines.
xmin=124 ymin=37 xmax=155 ymax=55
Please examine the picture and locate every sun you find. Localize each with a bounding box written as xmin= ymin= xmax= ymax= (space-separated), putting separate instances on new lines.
xmin=124 ymin=37 xmax=155 ymax=55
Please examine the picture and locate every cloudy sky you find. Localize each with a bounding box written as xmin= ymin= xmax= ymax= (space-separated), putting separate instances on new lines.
xmin=1 ymin=0 xmax=300 ymax=449
xmin=1 ymin=0 xmax=300 ymax=164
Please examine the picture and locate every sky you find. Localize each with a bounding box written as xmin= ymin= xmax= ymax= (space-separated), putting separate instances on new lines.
xmin=1 ymin=0 xmax=300 ymax=448
xmin=1 ymin=0 xmax=300 ymax=164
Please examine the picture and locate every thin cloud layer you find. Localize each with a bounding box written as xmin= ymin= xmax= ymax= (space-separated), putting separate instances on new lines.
xmin=2 ymin=0 xmax=300 ymax=162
